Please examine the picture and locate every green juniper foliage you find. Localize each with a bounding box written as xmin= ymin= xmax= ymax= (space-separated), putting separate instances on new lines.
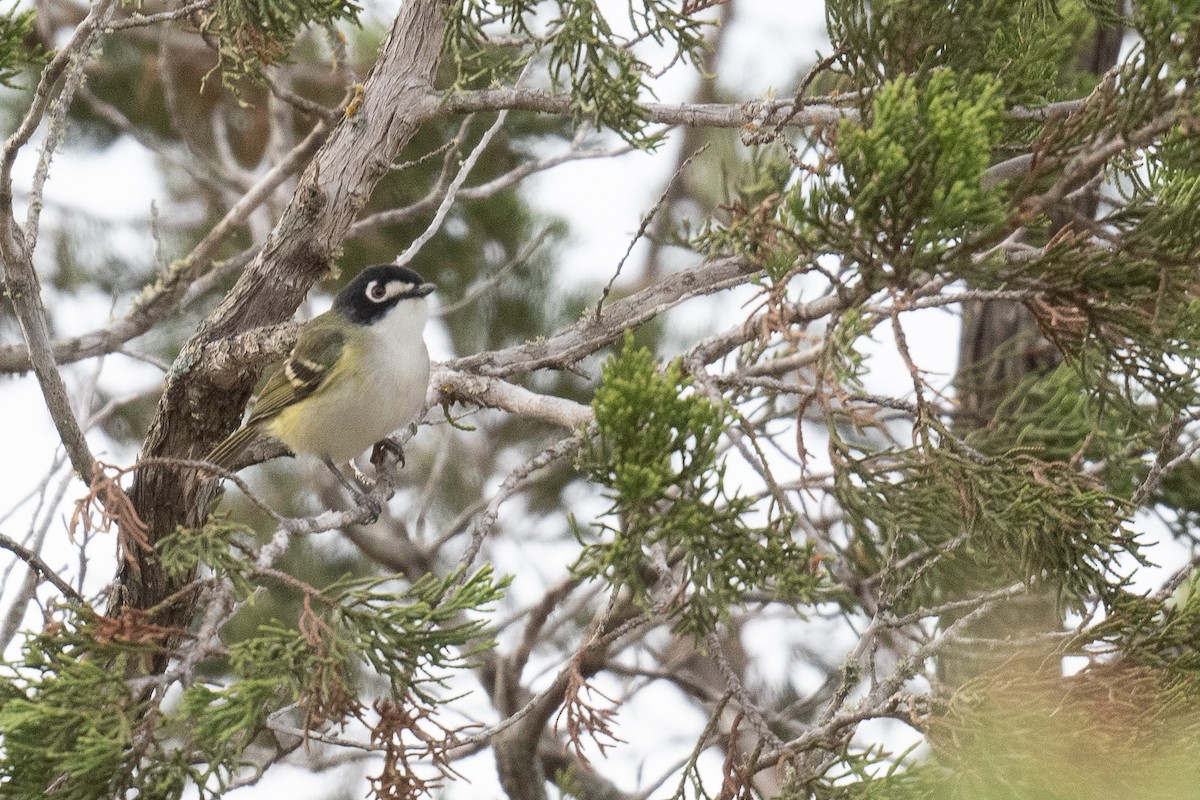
xmin=967 ymin=364 xmax=1151 ymax=473
xmin=13 ymin=0 xmax=1200 ymax=794
xmin=691 ymin=145 xmax=797 ymax=276
xmin=203 ymin=0 xmax=361 ymax=89
xmin=576 ymin=334 xmax=820 ymax=638
xmin=824 ymin=0 xmax=1099 ymax=103
xmin=790 ymin=69 xmax=1006 ymax=287
xmin=822 ymin=307 xmax=873 ymax=394
xmin=686 ymin=2 xmax=1200 ymax=796
xmin=834 ymin=439 xmax=1138 ymax=610
xmin=158 ymin=518 xmax=255 ymax=588
xmin=0 ymin=521 xmax=505 ymax=798
xmin=0 ymin=5 xmax=43 ymax=89
xmin=698 ymin=69 xmax=1010 ymax=288
xmin=0 ymin=616 xmax=152 ymax=800
xmin=447 ymin=0 xmax=710 ymax=146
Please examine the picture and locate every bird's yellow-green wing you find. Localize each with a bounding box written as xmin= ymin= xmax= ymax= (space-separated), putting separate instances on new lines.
xmin=206 ymin=425 xmax=258 ymax=470
xmin=245 ymin=315 xmax=346 ymax=424
xmin=207 ymin=314 xmax=345 ymax=468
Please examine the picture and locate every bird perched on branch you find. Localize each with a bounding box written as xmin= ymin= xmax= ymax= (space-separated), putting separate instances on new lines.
xmin=207 ymin=264 xmax=435 ymax=502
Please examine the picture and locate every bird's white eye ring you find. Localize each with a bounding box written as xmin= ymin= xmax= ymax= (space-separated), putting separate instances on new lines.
xmin=367 ymin=281 xmax=388 ymax=302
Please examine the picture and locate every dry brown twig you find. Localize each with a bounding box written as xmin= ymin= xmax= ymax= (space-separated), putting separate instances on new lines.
xmin=555 ymin=650 xmax=628 ymax=766
xmin=69 ymin=462 xmax=151 ymax=576
xmin=368 ymin=695 xmax=475 ymax=800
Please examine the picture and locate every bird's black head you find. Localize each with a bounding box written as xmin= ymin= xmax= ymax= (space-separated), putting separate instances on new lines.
xmin=333 ymin=264 xmax=435 ymax=326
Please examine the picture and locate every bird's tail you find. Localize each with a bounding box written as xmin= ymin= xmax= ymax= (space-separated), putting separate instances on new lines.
xmin=206 ymin=426 xmax=258 ymax=471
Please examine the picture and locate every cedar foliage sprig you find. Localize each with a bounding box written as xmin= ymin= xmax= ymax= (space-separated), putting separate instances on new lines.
xmin=202 ymin=0 xmax=361 ymax=90
xmin=0 ymin=617 xmax=152 ymax=800
xmin=835 ymin=438 xmax=1138 ymax=611
xmin=0 ymin=5 xmax=43 ymax=89
xmin=790 ymin=69 xmax=1007 ymax=288
xmin=447 ymin=0 xmax=711 ymax=147
xmin=824 ymin=0 xmax=1100 ymax=103
xmin=576 ymin=333 xmax=820 ymax=638
xmin=0 ymin=523 xmax=505 ymax=798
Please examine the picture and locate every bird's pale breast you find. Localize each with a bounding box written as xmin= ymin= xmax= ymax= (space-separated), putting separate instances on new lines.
xmin=267 ymin=332 xmax=430 ymax=463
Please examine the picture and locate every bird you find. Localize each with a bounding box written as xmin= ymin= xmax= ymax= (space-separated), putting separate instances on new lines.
xmin=207 ymin=264 xmax=435 ymax=502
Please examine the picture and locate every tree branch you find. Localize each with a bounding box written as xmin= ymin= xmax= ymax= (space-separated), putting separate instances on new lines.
xmin=439 ymin=89 xmax=1102 ymax=133
xmin=433 ymin=369 xmax=593 ymax=429
xmin=439 ymin=89 xmax=857 ymax=129
xmin=0 ymin=98 xmax=328 ymax=377
xmin=396 ymin=96 xmax=513 ymax=267
xmin=0 ymin=244 xmax=98 ymax=481
xmin=0 ymin=0 xmax=123 ymax=481
xmin=349 ymin=140 xmax=633 ymax=238
xmin=0 ymin=530 xmax=86 ymax=605
xmin=104 ymin=0 xmax=213 ymax=29
xmin=454 ymin=254 xmax=759 ymax=376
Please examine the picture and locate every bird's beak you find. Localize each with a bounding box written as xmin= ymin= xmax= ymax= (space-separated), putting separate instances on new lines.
xmin=415 ymin=283 xmax=436 ymax=297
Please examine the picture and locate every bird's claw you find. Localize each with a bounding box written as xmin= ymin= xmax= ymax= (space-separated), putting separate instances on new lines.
xmin=371 ymin=439 xmax=405 ymax=471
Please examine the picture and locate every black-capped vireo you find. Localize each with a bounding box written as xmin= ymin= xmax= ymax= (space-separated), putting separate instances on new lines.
xmin=207 ymin=264 xmax=435 ymax=497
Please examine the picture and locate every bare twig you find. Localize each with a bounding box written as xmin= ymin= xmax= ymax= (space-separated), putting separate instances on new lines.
xmin=0 ymin=103 xmax=326 ymax=379
xmin=433 ymin=368 xmax=594 ymax=430
xmin=441 ymin=90 xmax=857 ymax=129
xmin=458 ymin=434 xmax=584 ymax=575
xmin=105 ymin=0 xmax=213 ymax=29
xmin=0 ymin=0 xmax=125 ymax=481
xmin=439 ymin=226 xmax=554 ymax=316
xmin=26 ymin=0 xmax=118 ymax=248
xmin=595 ymin=143 xmax=710 ymax=320
xmin=0 ymin=0 xmax=119 ymax=191
xmin=350 ymin=142 xmax=633 ymax=237
xmin=395 ymin=103 xmax=514 ymax=268
xmin=0 ymin=468 xmax=75 ymax=650
xmin=0 ymin=530 xmax=87 ymax=605
xmin=0 ymin=248 xmax=252 ymax=375
xmin=456 ymin=255 xmax=759 ymax=376
xmin=1131 ymin=416 xmax=1196 ymax=508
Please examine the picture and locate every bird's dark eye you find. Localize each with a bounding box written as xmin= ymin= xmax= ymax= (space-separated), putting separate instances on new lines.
xmin=367 ymin=282 xmax=388 ymax=302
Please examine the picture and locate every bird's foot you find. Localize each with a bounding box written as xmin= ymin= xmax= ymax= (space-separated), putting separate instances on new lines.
xmin=371 ymin=438 xmax=405 ymax=471
xmin=323 ymin=457 xmax=383 ymax=521
xmin=356 ymin=491 xmax=383 ymax=521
